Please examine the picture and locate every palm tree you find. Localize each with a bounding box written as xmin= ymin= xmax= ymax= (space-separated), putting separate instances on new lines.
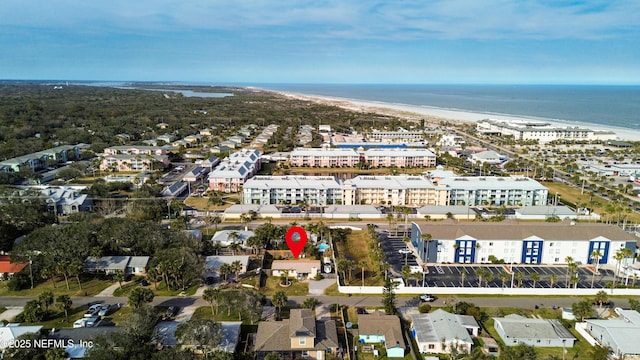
xmin=231 ymin=260 xmax=242 ymax=280
xmin=499 ymin=272 xmax=510 ymax=288
xmin=549 ymin=274 xmax=558 ymax=288
xmin=460 ymin=269 xmax=467 ymax=287
xmin=202 ymin=287 xmax=220 ymax=315
xmin=219 ymin=263 xmax=232 ymax=281
xmin=614 ymin=248 xmax=633 ymax=287
xmin=565 ymin=256 xmax=574 ymax=287
xmin=421 ymin=233 xmax=433 ymax=263
xmin=568 ymin=262 xmax=578 ymax=288
xmin=229 ymin=241 xmax=242 ymax=256
xmin=515 ymin=272 xmax=524 ymax=288
xmin=530 ymin=273 xmax=540 ymax=288
xmin=474 ymin=268 xmax=488 ymax=288
xmin=386 ymin=213 xmax=395 ymax=235
xmin=590 ymin=249 xmax=603 ymax=288
xmin=358 ymin=260 xmax=367 ymax=287
xmin=279 ymin=269 xmax=290 ymax=286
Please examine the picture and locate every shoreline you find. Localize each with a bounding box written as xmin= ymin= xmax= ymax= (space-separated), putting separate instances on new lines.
xmin=273 ymin=90 xmax=640 ymax=142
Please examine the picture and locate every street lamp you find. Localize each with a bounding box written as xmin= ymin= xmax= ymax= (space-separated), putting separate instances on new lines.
xmin=29 ymin=256 xmax=34 ymax=289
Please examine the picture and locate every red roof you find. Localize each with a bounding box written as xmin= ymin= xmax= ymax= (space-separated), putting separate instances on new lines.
xmin=0 ymin=255 xmax=28 ymax=274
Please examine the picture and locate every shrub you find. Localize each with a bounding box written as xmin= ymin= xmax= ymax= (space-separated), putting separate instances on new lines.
xmin=418 ymin=303 xmax=432 ymax=313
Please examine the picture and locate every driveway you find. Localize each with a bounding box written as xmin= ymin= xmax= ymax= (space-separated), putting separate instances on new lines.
xmin=0 ymin=307 xmax=23 ymax=322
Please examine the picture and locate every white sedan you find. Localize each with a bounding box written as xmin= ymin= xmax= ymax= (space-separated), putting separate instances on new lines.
xmin=398 ymin=248 xmax=412 ymax=254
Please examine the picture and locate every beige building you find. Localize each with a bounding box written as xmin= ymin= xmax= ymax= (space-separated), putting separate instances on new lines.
xmin=342 ymin=175 xmax=448 ymax=206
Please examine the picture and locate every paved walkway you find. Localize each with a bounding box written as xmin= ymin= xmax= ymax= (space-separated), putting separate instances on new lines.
xmin=0 ymin=307 xmax=23 ymax=322
xmin=95 ymin=281 xmax=132 ymax=297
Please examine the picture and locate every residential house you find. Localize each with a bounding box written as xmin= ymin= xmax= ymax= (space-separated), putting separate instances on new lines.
xmin=358 ymin=311 xmax=406 ymax=358
xmin=157 ymin=134 xmax=176 ymax=144
xmin=204 ymin=256 xmax=250 ymax=279
xmin=0 ymin=256 xmax=28 ymax=280
xmin=0 ymin=324 xmax=43 ymax=350
xmin=470 ymin=150 xmax=506 ymax=165
xmin=494 ymin=314 xmax=576 ymax=347
xmin=254 ymin=309 xmax=339 ymax=360
xmin=184 ymin=134 xmax=202 ymax=144
xmin=271 ymin=260 xmax=320 ymax=280
xmin=211 ymin=230 xmax=255 ymax=248
xmin=217 ymin=322 xmax=242 ymax=353
xmin=161 ymin=181 xmax=188 ymax=197
xmin=410 ymin=220 xmax=638 ymax=265
xmin=48 ymin=327 xmax=122 ymax=359
xmin=411 ymin=309 xmax=479 ymax=355
xmin=202 ymin=156 xmax=220 ymax=171
xmin=83 ymin=256 xmax=150 ymax=275
xmin=582 ymin=309 xmax=640 ymax=359
xmin=183 ymin=167 xmax=207 ymax=183
xmin=25 ymin=185 xmax=93 ymax=215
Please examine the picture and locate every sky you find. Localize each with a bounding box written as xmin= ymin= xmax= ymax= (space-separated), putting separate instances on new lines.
xmin=1 ymin=0 xmax=639 ymax=84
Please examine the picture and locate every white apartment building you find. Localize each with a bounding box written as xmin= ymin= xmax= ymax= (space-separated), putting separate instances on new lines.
xmin=438 ymin=176 xmax=548 ymax=206
xmin=364 ymin=148 xmax=436 ymax=168
xmin=289 ymin=147 xmax=360 ymax=167
xmin=476 ymin=119 xmax=616 ymax=144
xmin=411 ymin=221 xmax=637 ymax=265
xmin=208 ymin=149 xmax=261 ymax=193
xmin=369 ymin=130 xmax=424 ymax=142
xmin=342 ymin=175 xmax=448 ymax=206
xmin=242 ymin=176 xmax=342 ymax=205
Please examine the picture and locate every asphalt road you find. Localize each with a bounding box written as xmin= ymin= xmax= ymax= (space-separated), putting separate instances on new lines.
xmin=0 ymin=294 xmax=634 ymax=311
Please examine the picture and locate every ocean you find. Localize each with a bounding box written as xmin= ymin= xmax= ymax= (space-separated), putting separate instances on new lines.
xmin=259 ymin=84 xmax=640 ymax=130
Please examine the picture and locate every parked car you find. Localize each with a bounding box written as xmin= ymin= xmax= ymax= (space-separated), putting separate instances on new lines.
xmin=139 ymin=279 xmax=150 ymax=286
xmin=73 ymin=318 xmax=87 ymax=328
xmin=164 ymin=306 xmax=180 ymax=320
xmin=84 ymin=304 xmax=102 ymax=318
xmin=85 ymin=316 xmax=100 ymax=327
xmin=419 ymin=294 xmax=437 ymax=302
xmin=398 ymin=248 xmax=412 ymax=254
xmin=97 ymin=304 xmax=112 ymax=317
xmin=356 ymin=307 xmax=367 ymax=314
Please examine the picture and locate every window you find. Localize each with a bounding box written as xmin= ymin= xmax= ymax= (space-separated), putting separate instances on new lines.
xmin=489 ymin=242 xmax=493 ymax=246
xmin=301 ymin=351 xmax=309 ymax=357
xmin=299 ymin=338 xmax=306 ymax=345
xmin=428 ymin=344 xmax=435 ymax=350
xmin=549 ymin=242 xmax=554 ymax=247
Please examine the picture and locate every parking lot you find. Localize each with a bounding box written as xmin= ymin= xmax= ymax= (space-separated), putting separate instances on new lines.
xmin=379 ymin=234 xmax=420 ymax=277
xmin=423 ymin=264 xmax=616 ymax=289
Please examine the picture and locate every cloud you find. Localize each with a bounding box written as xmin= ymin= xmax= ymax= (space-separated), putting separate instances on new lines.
xmin=2 ymin=0 xmax=638 ymax=41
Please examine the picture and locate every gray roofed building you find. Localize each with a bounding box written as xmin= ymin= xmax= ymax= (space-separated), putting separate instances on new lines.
xmin=217 ymin=322 xmax=242 ymax=353
xmin=494 ymin=314 xmax=575 ymax=347
xmin=48 ymin=327 xmax=122 ymax=358
xmin=411 ymin=309 xmax=479 ymax=355
xmin=205 ymin=256 xmax=250 ymax=278
xmin=162 ymin=181 xmax=188 ymax=197
xmin=0 ymin=324 xmax=43 ymax=350
xmin=515 ymin=205 xmax=579 ymax=220
xmin=583 ymin=309 xmax=640 ymax=359
xmin=83 ymin=256 xmax=149 ymax=275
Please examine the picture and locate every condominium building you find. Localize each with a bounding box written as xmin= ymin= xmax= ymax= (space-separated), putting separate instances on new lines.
xmin=242 ymin=176 xmax=342 ymax=205
xmin=342 ymin=175 xmax=448 ymax=206
xmin=364 ymin=148 xmax=436 ymax=168
xmin=410 ymin=221 xmax=637 ymax=265
xmin=99 ymin=145 xmax=170 ymax=171
xmin=438 ymin=176 xmax=548 ymax=206
xmin=289 ymin=147 xmax=436 ymax=168
xmin=369 ymin=130 xmax=424 ymax=142
xmin=289 ymin=148 xmax=360 ymax=167
xmin=476 ymin=119 xmax=616 ymax=144
xmin=0 ymin=144 xmax=87 ymax=173
xmin=208 ymin=149 xmax=261 ymax=193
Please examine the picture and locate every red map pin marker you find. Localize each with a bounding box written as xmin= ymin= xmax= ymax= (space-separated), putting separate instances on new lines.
xmin=285 ymin=226 xmax=308 ymax=259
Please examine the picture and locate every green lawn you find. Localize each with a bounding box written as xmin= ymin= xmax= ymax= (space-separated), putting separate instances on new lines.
xmin=261 ymin=276 xmax=309 ymax=296
xmin=112 ymin=280 xmax=199 ymax=297
xmin=0 ymin=275 xmax=113 ymax=297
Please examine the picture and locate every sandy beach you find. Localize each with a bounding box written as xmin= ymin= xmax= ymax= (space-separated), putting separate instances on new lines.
xmin=276 ymin=91 xmax=640 ymax=142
